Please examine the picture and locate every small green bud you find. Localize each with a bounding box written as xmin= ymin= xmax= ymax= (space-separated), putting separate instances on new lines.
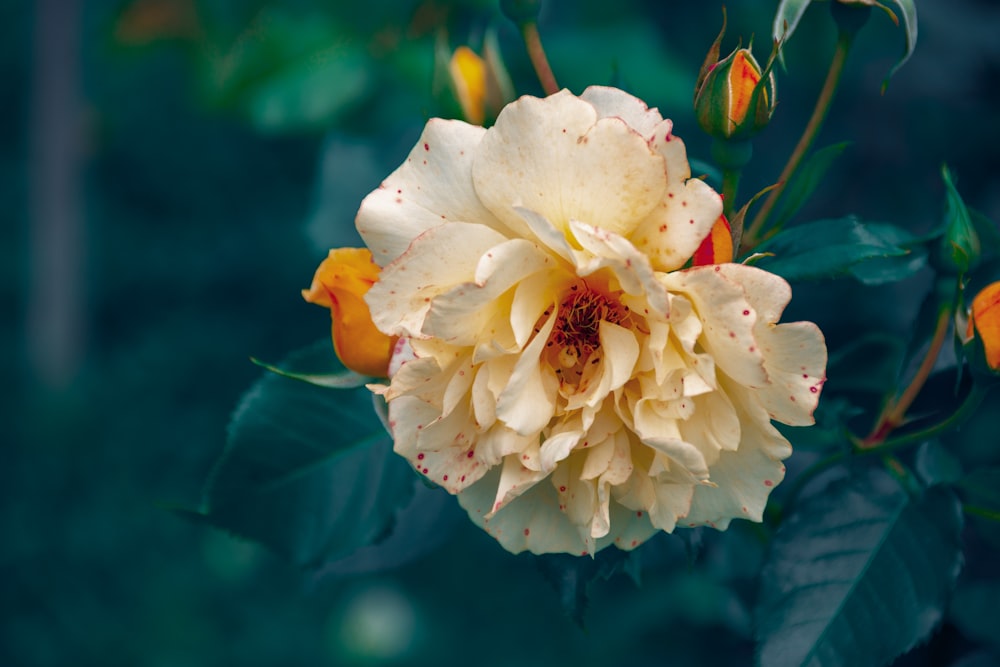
xmin=934 ymin=166 xmax=981 ymax=276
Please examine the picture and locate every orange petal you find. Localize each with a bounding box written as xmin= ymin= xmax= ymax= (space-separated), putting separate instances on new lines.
xmin=691 ymin=215 xmax=734 ymax=266
xmin=728 ymin=50 xmax=761 ymax=128
xmin=303 ymin=248 xmax=397 ymax=377
xmin=972 ymin=281 xmax=1000 ymax=370
xmin=449 ymin=46 xmax=487 ymax=125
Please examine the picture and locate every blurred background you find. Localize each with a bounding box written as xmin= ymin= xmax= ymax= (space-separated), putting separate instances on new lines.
xmin=5 ymin=0 xmax=1000 ymax=665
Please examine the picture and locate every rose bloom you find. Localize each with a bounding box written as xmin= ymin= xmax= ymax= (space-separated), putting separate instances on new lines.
xmin=342 ymin=87 xmax=825 ymax=555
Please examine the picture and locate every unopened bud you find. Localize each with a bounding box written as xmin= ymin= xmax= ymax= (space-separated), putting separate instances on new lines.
xmin=935 ymin=166 xmax=980 ymax=276
xmin=966 ymin=281 xmax=1000 ymax=376
xmin=302 ymin=248 xmax=397 ymax=377
xmin=695 ymin=44 xmax=776 ymax=141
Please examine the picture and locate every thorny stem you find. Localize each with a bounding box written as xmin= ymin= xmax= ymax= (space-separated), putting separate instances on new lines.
xmin=521 ymin=21 xmax=559 ymax=96
xmin=741 ymin=32 xmax=853 ymax=252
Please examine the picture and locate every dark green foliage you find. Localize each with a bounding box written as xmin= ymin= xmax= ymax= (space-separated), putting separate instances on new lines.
xmin=756 ymin=466 xmax=964 ymax=667
xmin=752 ymin=218 xmax=923 ymax=283
xmin=198 ymin=344 xmax=416 ymax=568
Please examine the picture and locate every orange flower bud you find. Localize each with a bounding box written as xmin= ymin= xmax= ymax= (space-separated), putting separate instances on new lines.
xmin=694 ymin=44 xmax=776 ymax=141
xmin=692 ymin=215 xmax=734 ymax=266
xmin=302 ymin=248 xmax=397 ymax=377
xmin=449 ymin=46 xmax=488 ymax=125
xmin=969 ymin=281 xmax=1000 ymax=371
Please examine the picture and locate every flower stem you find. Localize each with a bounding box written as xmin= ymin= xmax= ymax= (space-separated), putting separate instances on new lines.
xmin=521 ymin=21 xmax=559 ymax=96
xmin=722 ymin=167 xmax=742 ymax=245
xmin=741 ymin=31 xmax=852 ymax=252
xmin=775 ymin=383 xmax=989 ymax=524
xmin=861 ymin=303 xmax=952 ymax=448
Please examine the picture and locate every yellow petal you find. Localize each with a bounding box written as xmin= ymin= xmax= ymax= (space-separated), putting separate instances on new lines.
xmin=302 ymin=248 xmax=397 ymax=377
xmin=972 ymin=281 xmax=1000 ymax=370
xmin=449 ymin=46 xmax=487 ymax=125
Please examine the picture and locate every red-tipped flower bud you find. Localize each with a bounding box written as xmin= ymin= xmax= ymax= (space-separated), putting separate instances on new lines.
xmin=695 ymin=46 xmax=776 ymax=141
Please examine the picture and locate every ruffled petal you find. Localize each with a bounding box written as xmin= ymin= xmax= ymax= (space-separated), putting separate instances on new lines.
xmin=357 ymin=119 xmax=507 ymax=266
xmin=367 ymin=222 xmax=509 ymax=338
xmin=630 ymin=120 xmax=724 ymax=272
xmin=473 ymin=90 xmax=667 ymax=239
xmin=662 ymin=266 xmax=769 ymax=387
xmin=580 ymin=85 xmax=664 ymax=139
xmin=424 ymin=238 xmax=555 ymax=347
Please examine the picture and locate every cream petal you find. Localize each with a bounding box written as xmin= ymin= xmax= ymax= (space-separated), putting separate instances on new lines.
xmin=630 ymin=120 xmax=723 ymax=272
xmin=471 ymin=363 xmax=496 ymax=429
xmin=567 ymin=322 xmax=641 ymax=412
xmin=755 ymin=322 xmax=827 ymax=425
xmin=580 ymin=434 xmax=617 ymax=481
xmin=473 ymin=90 xmax=667 ymax=239
xmin=357 ymin=119 xmax=508 ymax=266
xmin=495 ymin=310 xmax=558 ymax=435
xmin=368 ymin=222 xmax=508 ymax=338
xmin=509 ymin=271 xmax=563 ymax=349
xmin=458 ymin=466 xmax=590 ymax=555
xmin=489 ymin=455 xmax=549 ymax=517
xmin=424 ymin=238 xmax=554 ymax=346
xmin=683 ymin=381 xmax=793 ymax=528
xmin=410 ymin=444 xmax=489 ymax=494
xmin=580 ymin=85 xmax=664 ymax=139
xmin=539 ymin=429 xmax=584 ymax=473
xmin=714 ymin=263 xmax=793 ymax=322
xmin=647 ymin=480 xmax=695 ymax=533
xmin=514 ymin=206 xmax=576 ymax=264
xmin=475 ymin=424 xmax=533 ymax=467
xmin=662 ymin=266 xmax=769 ymax=387
xmin=570 ymin=221 xmax=670 ymax=316
xmin=389 ymin=395 xmax=442 ymax=459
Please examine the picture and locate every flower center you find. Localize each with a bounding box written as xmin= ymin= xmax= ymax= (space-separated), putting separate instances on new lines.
xmin=545 ymin=283 xmax=631 ymax=381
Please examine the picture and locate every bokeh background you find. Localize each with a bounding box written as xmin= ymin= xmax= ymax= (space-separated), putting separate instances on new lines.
xmin=5 ymin=0 xmax=1000 ymax=665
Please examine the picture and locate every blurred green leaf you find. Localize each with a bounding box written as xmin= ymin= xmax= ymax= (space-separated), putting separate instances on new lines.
xmin=949 ymin=578 xmax=1000 ymax=648
xmin=825 ymin=333 xmax=906 ymax=395
xmin=199 ymin=8 xmax=373 ymax=132
xmin=880 ymin=0 xmax=918 ymax=93
xmin=958 ymin=468 xmax=1000 ymax=517
xmin=196 ymin=343 xmax=415 ymax=568
xmin=534 ymin=548 xmax=638 ymax=628
xmin=847 ymin=222 xmax=928 ymax=285
xmin=772 ymin=0 xmax=813 ymax=58
xmin=753 ymin=217 xmax=910 ymax=282
xmin=914 ymin=440 xmax=964 ymax=487
xmin=771 ymin=142 xmax=850 ymax=230
xmin=251 ymin=345 xmax=372 ymax=388
xmin=756 ymin=466 xmax=964 ymax=667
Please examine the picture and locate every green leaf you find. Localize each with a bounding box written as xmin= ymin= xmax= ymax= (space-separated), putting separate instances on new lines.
xmin=949 ymin=578 xmax=1000 ymax=648
xmin=880 ymin=0 xmax=918 ymax=93
xmin=199 ymin=9 xmax=373 ymax=132
xmin=914 ymin=440 xmax=964 ymax=487
xmin=771 ymin=142 xmax=851 ymax=230
xmin=756 ymin=466 xmax=964 ymax=667
xmin=847 ymin=222 xmax=928 ymax=285
xmin=534 ymin=548 xmax=638 ymax=628
xmin=197 ymin=344 xmax=415 ymax=569
xmin=752 ymin=217 xmax=910 ymax=282
xmin=251 ymin=351 xmax=372 ymax=389
xmin=772 ymin=0 xmax=814 ymax=59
